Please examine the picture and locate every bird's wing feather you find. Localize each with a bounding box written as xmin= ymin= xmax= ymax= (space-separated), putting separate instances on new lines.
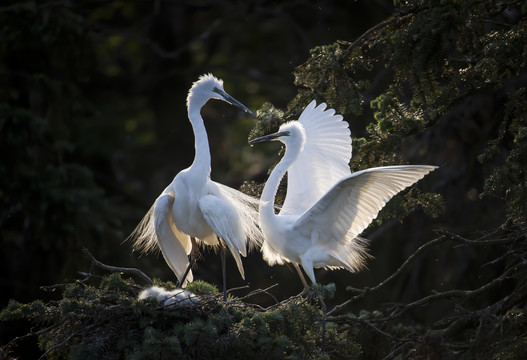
xmin=129 ymin=203 xmax=158 ymax=254
xmin=293 ymin=166 xmax=437 ymax=246
xmin=153 ymin=192 xmax=193 ymax=286
xmin=199 ymin=185 xmax=247 ymax=279
xmin=212 ymin=181 xmax=263 ymax=249
xmin=281 ymin=101 xmax=352 ymax=215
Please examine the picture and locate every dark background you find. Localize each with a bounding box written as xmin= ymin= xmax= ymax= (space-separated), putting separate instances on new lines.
xmin=2 ymin=1 xmax=519 ymax=355
xmin=0 ymin=0 xmax=394 ymax=306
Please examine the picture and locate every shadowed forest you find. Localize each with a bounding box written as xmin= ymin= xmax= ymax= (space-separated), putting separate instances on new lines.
xmin=1 ymin=0 xmax=527 ymax=359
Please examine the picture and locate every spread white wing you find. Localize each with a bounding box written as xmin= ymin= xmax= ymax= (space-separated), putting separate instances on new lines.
xmin=281 ymin=101 xmax=352 ymax=215
xmin=293 ymin=165 xmax=437 ymax=247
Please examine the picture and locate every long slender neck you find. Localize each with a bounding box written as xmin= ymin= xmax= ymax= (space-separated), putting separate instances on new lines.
xmin=260 ymin=146 xmax=297 ymax=223
xmin=187 ymin=100 xmax=211 ymax=175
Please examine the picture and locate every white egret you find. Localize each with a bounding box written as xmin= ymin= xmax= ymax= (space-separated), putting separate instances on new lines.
xmin=131 ymin=74 xmax=262 ymax=299
xmin=250 ymin=101 xmax=437 ymax=287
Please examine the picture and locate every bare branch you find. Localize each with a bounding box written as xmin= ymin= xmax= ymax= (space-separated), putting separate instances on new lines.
xmin=339 ymin=5 xmax=429 ymax=55
xmin=327 ymin=314 xmax=400 ymax=340
xmin=328 ymin=229 xmax=526 ymax=316
xmin=82 ymin=248 xmax=153 ymax=286
xmin=38 ymin=323 xmax=98 ymax=360
xmin=387 ymin=265 xmax=517 ymax=319
xmin=238 ymin=283 xmax=280 ymax=304
xmin=328 ymin=234 xmax=448 ymax=315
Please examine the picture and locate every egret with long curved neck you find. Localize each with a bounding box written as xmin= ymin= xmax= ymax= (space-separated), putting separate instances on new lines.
xmin=131 ymin=74 xmax=262 ymax=299
xmin=250 ymin=101 xmax=436 ymax=287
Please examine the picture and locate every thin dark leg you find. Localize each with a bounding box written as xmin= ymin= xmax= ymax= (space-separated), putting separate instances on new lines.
xmin=221 ymin=244 xmax=227 ymax=301
xmin=292 ymin=263 xmax=326 ymax=353
xmin=177 ymin=237 xmax=198 ymax=288
xmin=294 ymin=263 xmax=309 ymax=290
xmin=178 ymin=262 xmax=193 ymax=288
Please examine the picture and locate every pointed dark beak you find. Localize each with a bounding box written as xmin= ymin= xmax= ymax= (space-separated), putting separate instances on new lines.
xmin=213 ymin=88 xmax=252 ymax=114
xmin=249 ymin=131 xmax=290 ymax=146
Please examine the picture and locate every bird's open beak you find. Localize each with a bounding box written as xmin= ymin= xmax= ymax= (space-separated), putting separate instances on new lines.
xmin=249 ymin=131 xmax=290 ymax=146
xmin=213 ymin=88 xmax=252 ymax=114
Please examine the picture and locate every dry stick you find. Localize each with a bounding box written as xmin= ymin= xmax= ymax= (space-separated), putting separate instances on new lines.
xmin=328 ymin=314 xmax=399 ymax=340
xmin=81 ymin=248 xmax=153 ymax=286
xmin=382 ymin=342 xmax=413 ymax=360
xmin=3 ymin=318 xmax=67 ymax=351
xmin=328 ymin=230 xmax=524 ymax=316
xmin=38 ymin=323 xmax=98 ymax=360
xmin=238 ymin=283 xmax=280 ymax=304
xmin=439 ymin=228 xmax=526 ymax=246
xmin=381 ymin=262 xmax=527 ymax=355
xmin=328 ymin=234 xmax=448 ymax=316
xmin=339 ymin=5 xmax=428 ymax=55
xmin=263 ymin=292 xmax=306 ymax=312
xmin=388 ymin=265 xmax=517 ymax=319
xmin=227 ymin=285 xmax=250 ymax=293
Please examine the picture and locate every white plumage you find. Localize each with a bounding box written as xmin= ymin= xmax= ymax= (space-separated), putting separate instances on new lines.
xmin=138 ymin=286 xmax=199 ymax=308
xmin=281 ymin=100 xmax=352 ymax=215
xmin=130 ymin=74 xmax=262 ymax=294
xmin=250 ymin=101 xmax=436 ymax=285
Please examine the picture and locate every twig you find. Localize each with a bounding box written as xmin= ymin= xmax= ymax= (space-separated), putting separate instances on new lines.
xmin=40 ymin=283 xmax=77 ymax=291
xmin=329 ymin=229 xmax=525 ymax=315
xmin=382 ymin=342 xmax=413 ymax=360
xmin=339 ymin=5 xmax=429 ymax=55
xmin=328 ymin=234 xmax=448 ymax=315
xmin=387 ymin=265 xmax=517 ymax=319
xmin=81 ymin=248 xmax=153 ymax=286
xmin=481 ymin=19 xmax=516 ymax=27
xmin=238 ymin=283 xmax=280 ymax=304
xmin=327 ymin=314 xmax=399 ymax=340
xmin=2 ymin=320 xmax=66 ymax=351
xmin=439 ymin=228 xmax=525 ymax=246
xmin=262 ymin=292 xmax=306 ymax=312
xmin=38 ymin=323 xmax=98 ymax=360
xmin=227 ymin=285 xmax=250 ymax=293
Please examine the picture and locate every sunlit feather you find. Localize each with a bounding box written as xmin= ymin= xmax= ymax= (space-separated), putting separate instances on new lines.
xmin=251 ymin=101 xmax=436 ymax=285
xmin=129 ymin=74 xmax=261 ymax=292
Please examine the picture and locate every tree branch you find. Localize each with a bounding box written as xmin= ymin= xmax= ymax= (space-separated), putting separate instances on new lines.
xmin=82 ymin=248 xmax=153 ymax=286
xmin=328 ymin=234 xmax=448 ymax=315
xmin=387 ymin=265 xmax=517 ymax=319
xmin=328 ymin=229 xmax=525 ymax=316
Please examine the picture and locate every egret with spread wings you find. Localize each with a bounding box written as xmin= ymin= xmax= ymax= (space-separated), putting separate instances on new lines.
xmin=250 ymin=101 xmax=436 ymax=287
xmin=131 ymin=74 xmax=262 ymax=299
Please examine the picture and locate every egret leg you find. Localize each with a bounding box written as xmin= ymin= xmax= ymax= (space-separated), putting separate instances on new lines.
xmin=220 ymin=244 xmax=227 ymax=301
xmin=178 ymin=264 xmax=192 ymax=288
xmin=294 ymin=263 xmax=309 ymax=290
xmin=293 ymin=264 xmax=326 ymax=352
xmin=177 ymin=237 xmax=199 ymax=288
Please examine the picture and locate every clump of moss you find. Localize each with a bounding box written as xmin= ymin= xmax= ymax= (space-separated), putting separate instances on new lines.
xmin=186 ymin=280 xmax=219 ymax=295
